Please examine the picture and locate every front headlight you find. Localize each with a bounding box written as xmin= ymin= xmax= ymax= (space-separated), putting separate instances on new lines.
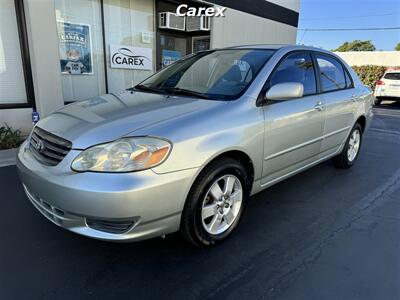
xmin=71 ymin=137 xmax=172 ymax=172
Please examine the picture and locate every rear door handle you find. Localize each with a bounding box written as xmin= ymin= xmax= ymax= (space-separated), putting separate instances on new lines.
xmin=314 ymin=101 xmax=325 ymax=111
xmin=351 ymin=94 xmax=357 ymax=102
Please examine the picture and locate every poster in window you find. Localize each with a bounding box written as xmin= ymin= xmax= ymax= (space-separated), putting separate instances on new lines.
xmin=162 ymin=50 xmax=182 ymax=67
xmin=57 ymin=21 xmax=93 ymax=75
xmin=193 ymin=37 xmax=210 ymax=53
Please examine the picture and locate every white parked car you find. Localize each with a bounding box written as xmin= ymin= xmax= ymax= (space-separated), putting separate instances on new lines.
xmin=375 ymin=70 xmax=400 ymax=105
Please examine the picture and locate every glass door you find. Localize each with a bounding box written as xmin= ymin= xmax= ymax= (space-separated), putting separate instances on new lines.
xmin=55 ymin=0 xmax=106 ymax=102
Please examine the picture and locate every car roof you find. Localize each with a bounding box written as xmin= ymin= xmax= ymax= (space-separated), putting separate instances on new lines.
xmin=221 ymin=44 xmax=337 ymax=56
xmin=229 ymin=44 xmax=288 ymax=50
xmin=226 ymin=44 xmax=327 ymax=51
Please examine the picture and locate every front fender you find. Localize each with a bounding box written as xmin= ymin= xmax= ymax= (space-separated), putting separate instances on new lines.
xmin=149 ymin=99 xmax=265 ymax=180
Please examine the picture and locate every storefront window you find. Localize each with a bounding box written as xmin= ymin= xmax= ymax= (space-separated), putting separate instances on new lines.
xmin=160 ymin=34 xmax=188 ymax=68
xmin=0 ymin=0 xmax=27 ymax=104
xmin=55 ymin=0 xmax=106 ymax=102
xmin=103 ymin=0 xmax=155 ymax=92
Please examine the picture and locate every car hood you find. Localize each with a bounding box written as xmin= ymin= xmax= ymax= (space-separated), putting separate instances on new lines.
xmin=37 ymin=90 xmax=224 ymax=149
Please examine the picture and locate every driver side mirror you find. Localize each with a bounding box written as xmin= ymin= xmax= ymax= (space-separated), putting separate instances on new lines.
xmin=265 ymin=82 xmax=304 ymax=101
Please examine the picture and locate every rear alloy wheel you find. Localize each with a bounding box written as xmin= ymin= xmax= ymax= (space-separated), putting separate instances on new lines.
xmin=347 ymin=129 xmax=361 ymax=162
xmin=180 ymin=157 xmax=250 ymax=247
xmin=333 ymin=123 xmax=363 ymax=169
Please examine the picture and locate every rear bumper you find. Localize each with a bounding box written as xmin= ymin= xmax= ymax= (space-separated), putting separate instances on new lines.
xmin=375 ymin=95 xmax=400 ymax=100
xmin=17 ymin=140 xmax=198 ymax=242
xmin=375 ymin=88 xmax=400 ymax=99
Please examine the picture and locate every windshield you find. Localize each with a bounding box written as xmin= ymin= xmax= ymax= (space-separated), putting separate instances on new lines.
xmin=134 ymin=49 xmax=275 ymax=100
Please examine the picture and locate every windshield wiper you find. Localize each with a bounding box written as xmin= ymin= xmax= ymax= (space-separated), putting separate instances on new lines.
xmin=132 ymin=84 xmax=166 ymax=94
xmin=164 ymin=87 xmax=210 ymax=99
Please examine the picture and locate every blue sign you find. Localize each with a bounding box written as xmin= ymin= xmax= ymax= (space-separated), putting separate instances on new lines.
xmin=57 ymin=21 xmax=93 ymax=75
xmin=162 ymin=50 xmax=182 ymax=67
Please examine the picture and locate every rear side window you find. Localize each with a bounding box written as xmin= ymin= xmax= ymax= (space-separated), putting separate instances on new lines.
xmin=384 ymin=73 xmax=400 ymax=80
xmin=270 ymin=52 xmax=317 ymax=96
xmin=316 ymin=55 xmax=346 ymax=92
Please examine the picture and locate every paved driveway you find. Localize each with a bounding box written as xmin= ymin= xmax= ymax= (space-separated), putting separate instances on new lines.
xmin=1 ymin=103 xmax=400 ymax=299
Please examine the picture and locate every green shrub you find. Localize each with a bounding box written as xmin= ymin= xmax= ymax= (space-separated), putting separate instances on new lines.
xmin=351 ymin=65 xmax=387 ymax=89
xmin=0 ymin=124 xmax=22 ymax=150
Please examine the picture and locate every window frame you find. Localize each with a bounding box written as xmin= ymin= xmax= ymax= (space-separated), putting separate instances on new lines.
xmin=257 ymin=50 xmax=320 ymax=106
xmin=257 ymin=50 xmax=356 ymax=106
xmin=270 ymin=51 xmax=318 ymax=97
xmin=0 ymin=0 xmax=36 ymax=110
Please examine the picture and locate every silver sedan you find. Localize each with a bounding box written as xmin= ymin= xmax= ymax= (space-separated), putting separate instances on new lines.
xmin=17 ymin=45 xmax=374 ymax=246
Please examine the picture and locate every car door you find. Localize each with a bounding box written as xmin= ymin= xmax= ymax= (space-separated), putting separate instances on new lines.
xmin=314 ymin=53 xmax=357 ymax=157
xmin=261 ymin=52 xmax=326 ymax=186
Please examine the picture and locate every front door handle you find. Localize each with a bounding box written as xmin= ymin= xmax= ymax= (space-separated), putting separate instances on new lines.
xmin=314 ymin=101 xmax=325 ymax=111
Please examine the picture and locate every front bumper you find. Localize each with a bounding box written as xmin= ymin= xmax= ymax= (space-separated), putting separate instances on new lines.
xmin=17 ymin=140 xmax=198 ymax=242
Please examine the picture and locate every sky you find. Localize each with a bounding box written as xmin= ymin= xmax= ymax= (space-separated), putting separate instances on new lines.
xmin=296 ymin=0 xmax=400 ymax=51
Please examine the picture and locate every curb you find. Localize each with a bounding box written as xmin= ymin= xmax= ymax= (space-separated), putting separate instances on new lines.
xmin=0 ymin=148 xmax=18 ymax=167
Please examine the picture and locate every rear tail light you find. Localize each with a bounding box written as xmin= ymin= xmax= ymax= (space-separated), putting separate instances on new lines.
xmin=376 ymin=80 xmax=385 ymax=86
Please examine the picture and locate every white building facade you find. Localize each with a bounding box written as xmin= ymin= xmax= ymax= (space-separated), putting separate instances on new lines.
xmin=335 ymin=51 xmax=400 ymax=67
xmin=0 ymin=0 xmax=300 ymax=133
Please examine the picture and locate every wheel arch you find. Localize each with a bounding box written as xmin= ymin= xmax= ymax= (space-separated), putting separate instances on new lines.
xmin=356 ymin=115 xmax=367 ymax=132
xmin=187 ymin=149 xmax=256 ymax=196
xmin=214 ymin=150 xmax=255 ymax=184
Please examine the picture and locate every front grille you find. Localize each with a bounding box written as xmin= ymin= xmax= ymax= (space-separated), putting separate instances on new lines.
xmin=30 ymin=127 xmax=72 ymax=166
xmin=86 ymin=219 xmax=135 ymax=234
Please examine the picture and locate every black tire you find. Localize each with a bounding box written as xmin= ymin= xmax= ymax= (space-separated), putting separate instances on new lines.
xmin=333 ymin=123 xmax=363 ymax=169
xmin=180 ymin=157 xmax=251 ymax=247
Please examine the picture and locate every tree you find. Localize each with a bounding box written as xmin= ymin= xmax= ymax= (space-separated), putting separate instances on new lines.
xmin=332 ymin=40 xmax=376 ymax=52
xmin=395 ymin=43 xmax=400 ymax=51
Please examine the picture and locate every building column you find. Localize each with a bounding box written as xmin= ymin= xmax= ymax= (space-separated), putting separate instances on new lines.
xmin=24 ymin=0 xmax=64 ymax=117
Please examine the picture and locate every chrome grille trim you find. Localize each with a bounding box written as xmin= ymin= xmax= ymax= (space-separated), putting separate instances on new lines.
xmin=29 ymin=127 xmax=72 ymax=166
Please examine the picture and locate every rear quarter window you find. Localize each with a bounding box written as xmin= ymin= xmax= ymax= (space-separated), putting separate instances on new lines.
xmin=344 ymin=69 xmax=353 ymax=88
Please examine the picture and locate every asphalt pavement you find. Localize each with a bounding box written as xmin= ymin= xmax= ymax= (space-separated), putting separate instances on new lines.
xmin=1 ymin=102 xmax=400 ymax=300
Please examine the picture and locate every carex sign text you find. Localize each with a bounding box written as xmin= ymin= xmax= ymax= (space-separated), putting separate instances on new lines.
xmin=176 ymin=4 xmax=226 ymax=17
xmin=110 ymin=45 xmax=152 ymax=70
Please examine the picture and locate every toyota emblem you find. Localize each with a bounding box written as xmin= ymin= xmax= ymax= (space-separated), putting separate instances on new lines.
xmin=34 ymin=139 xmax=45 ymax=153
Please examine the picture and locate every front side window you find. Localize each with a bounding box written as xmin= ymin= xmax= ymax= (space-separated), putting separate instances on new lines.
xmin=316 ymin=54 xmax=346 ymax=92
xmin=270 ymin=52 xmax=317 ymax=96
xmin=135 ymin=49 xmax=275 ymax=100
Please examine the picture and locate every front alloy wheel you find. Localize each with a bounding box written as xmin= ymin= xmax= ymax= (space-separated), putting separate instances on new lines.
xmin=180 ymin=157 xmax=250 ymax=246
xmin=201 ymin=175 xmax=243 ymax=235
